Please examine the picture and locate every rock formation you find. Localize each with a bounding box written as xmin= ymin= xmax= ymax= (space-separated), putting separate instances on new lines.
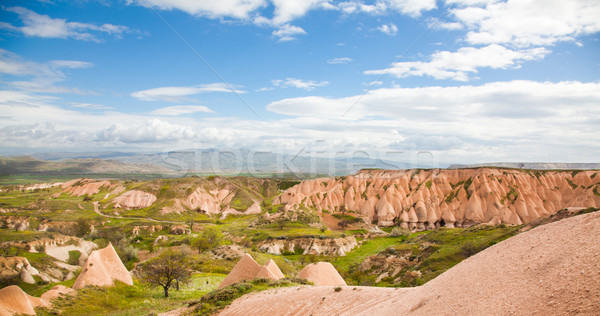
xmin=0 ymin=257 xmax=39 ymax=285
xmin=72 ymin=243 xmax=133 ymax=289
xmin=218 ymin=254 xmax=284 ymax=289
xmin=297 ymin=262 xmax=347 ymax=286
xmin=0 ymin=216 xmax=30 ymax=231
xmin=62 ymin=179 xmax=113 ymax=197
xmin=275 ymin=168 xmax=600 ymax=229
xmin=0 ymin=285 xmax=46 ymax=315
xmin=258 ymin=236 xmax=358 ymax=256
xmin=113 ymin=190 xmax=157 ymax=209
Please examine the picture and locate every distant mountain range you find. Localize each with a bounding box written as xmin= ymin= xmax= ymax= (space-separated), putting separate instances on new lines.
xmin=29 ymin=149 xmax=414 ymax=176
xmin=2 ymin=150 xmax=598 ymax=184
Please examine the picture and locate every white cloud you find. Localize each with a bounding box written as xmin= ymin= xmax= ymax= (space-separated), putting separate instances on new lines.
xmin=377 ymin=23 xmax=398 ymax=36
xmin=272 ymin=24 xmax=306 ymax=41
xmin=1 ymin=6 xmax=135 ymax=42
xmin=129 ymin=0 xmax=267 ymax=19
xmin=96 ymin=119 xmax=199 ymax=143
xmin=0 ymin=49 xmax=93 ymax=93
xmin=384 ymin=0 xmax=437 ymax=17
xmin=71 ymin=102 xmax=113 ymax=110
xmin=448 ymin=0 xmax=600 ymax=47
xmin=131 ymin=83 xmax=245 ymax=102
xmin=270 ymin=0 xmax=331 ymax=25
xmin=1 ymin=81 xmax=599 ymax=163
xmin=150 ymin=105 xmax=214 ymax=116
xmin=272 ymin=78 xmax=329 ymax=90
xmin=365 ymin=44 xmax=549 ymax=81
xmin=327 ymin=57 xmax=353 ymax=64
xmin=267 ymin=80 xmax=600 ymax=121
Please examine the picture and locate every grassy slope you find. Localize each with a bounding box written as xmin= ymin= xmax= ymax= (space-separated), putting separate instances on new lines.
xmin=37 ymin=274 xmax=226 ymax=316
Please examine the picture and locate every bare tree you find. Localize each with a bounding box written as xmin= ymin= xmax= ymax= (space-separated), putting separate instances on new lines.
xmin=136 ymin=249 xmax=191 ymax=297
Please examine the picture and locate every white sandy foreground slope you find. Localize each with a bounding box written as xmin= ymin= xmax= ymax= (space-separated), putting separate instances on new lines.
xmin=221 ymin=212 xmax=600 ymax=315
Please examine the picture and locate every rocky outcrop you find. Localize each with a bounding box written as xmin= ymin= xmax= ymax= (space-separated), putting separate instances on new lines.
xmin=218 ymin=253 xmax=284 ymax=289
xmin=131 ymin=225 xmax=164 ymax=236
xmin=0 ymin=216 xmax=30 ymax=231
xmin=258 ymin=236 xmax=358 ymax=256
xmin=0 ymin=257 xmax=39 ymax=284
xmin=113 ymin=190 xmax=157 ymax=209
xmin=61 ymin=179 xmax=113 ymax=197
xmin=297 ymin=262 xmax=346 ymax=286
xmin=0 ymin=285 xmax=46 ymax=315
xmin=211 ymin=245 xmax=245 ymax=260
xmin=37 ymin=221 xmax=77 ymax=234
xmin=169 ymin=224 xmax=191 ymax=235
xmin=72 ymin=243 xmax=133 ymax=289
xmin=275 ymin=169 xmax=600 ymax=229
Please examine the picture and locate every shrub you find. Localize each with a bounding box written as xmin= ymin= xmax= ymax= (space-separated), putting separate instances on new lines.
xmin=68 ymin=250 xmax=82 ymax=265
xmin=390 ymin=227 xmax=410 ymax=237
xmin=35 ymin=244 xmax=46 ymax=253
xmin=192 ymin=226 xmax=223 ymax=253
xmin=460 ymin=242 xmax=483 ymax=257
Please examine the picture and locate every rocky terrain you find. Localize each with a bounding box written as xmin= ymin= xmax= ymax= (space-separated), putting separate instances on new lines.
xmin=276 ymin=168 xmax=600 ymax=228
xmin=257 ymin=236 xmax=357 ymax=256
xmin=0 ymin=169 xmax=599 ymax=315
xmin=220 ymin=211 xmax=600 ymax=315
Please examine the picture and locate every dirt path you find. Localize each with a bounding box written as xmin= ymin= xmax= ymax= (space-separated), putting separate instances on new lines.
xmin=92 ymin=202 xmax=184 ymax=225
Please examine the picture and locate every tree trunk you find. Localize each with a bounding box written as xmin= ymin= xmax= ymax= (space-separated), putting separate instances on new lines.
xmin=163 ymin=286 xmax=169 ymax=298
xmin=176 ymin=279 xmax=180 ymax=291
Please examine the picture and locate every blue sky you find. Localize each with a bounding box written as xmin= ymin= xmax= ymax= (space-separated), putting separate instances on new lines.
xmin=0 ymin=0 xmax=599 ymax=166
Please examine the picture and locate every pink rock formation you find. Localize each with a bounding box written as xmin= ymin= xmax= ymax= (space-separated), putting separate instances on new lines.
xmin=297 ymin=262 xmax=346 ymax=286
xmin=113 ymin=190 xmax=157 ymax=209
xmin=218 ymin=254 xmax=284 ymax=289
xmin=72 ymin=243 xmax=133 ymax=289
xmin=0 ymin=285 xmax=45 ymax=316
xmin=274 ymin=169 xmax=600 ymax=229
xmin=61 ymin=179 xmax=113 ymax=197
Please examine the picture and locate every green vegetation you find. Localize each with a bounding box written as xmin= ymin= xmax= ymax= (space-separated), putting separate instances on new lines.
xmin=136 ymin=249 xmax=192 ymax=297
xmin=566 ymin=178 xmax=578 ymax=190
xmin=192 ymin=226 xmax=223 ymax=253
xmin=340 ymin=225 xmax=520 ymax=287
xmin=38 ymin=274 xmax=225 ymax=316
xmin=332 ymin=236 xmax=408 ymax=272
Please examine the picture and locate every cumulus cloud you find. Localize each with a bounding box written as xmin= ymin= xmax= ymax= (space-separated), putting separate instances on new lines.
xmin=1 ymin=80 xmax=600 ymax=163
xmin=131 ymin=83 xmax=245 ymax=102
xmin=0 ymin=6 xmax=135 ymax=42
xmin=365 ymin=44 xmax=550 ymax=81
xmin=327 ymin=57 xmax=353 ymax=64
xmin=267 ymin=80 xmax=600 ymax=120
xmin=447 ymin=0 xmax=600 ymax=47
xmin=377 ymin=23 xmax=398 ymax=35
xmin=150 ymin=105 xmax=214 ymax=116
xmin=271 ymin=78 xmax=329 ymax=90
xmin=272 ymin=24 xmax=306 ymax=41
xmin=384 ymin=0 xmax=437 ymax=17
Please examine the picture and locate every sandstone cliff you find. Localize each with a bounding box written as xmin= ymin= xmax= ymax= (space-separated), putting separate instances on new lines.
xmin=274 ymin=168 xmax=600 ymax=229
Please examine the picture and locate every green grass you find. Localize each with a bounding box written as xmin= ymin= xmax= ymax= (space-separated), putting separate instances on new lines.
xmin=38 ymin=273 xmax=225 ymax=316
xmin=332 ymin=236 xmax=408 ymax=272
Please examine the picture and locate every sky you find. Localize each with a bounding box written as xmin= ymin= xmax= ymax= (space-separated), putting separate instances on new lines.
xmin=0 ymin=0 xmax=599 ymax=166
